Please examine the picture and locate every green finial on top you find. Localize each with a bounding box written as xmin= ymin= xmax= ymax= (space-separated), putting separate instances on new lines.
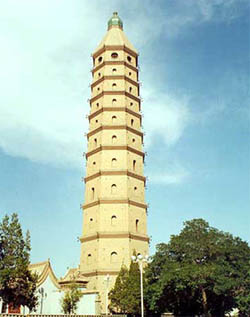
xmin=108 ymin=12 xmax=123 ymax=30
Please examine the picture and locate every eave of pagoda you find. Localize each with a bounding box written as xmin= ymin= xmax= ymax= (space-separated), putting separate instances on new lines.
xmin=81 ymin=198 xmax=148 ymax=210
xmin=88 ymin=108 xmax=142 ymax=121
xmin=92 ymin=45 xmax=138 ymax=59
xmin=89 ymin=90 xmax=141 ymax=104
xmin=92 ymin=60 xmax=138 ymax=74
xmin=85 ymin=145 xmax=145 ymax=159
xmin=83 ymin=169 xmax=146 ymax=184
xmin=86 ymin=124 xmax=143 ymax=139
xmin=91 ymin=75 xmax=139 ymax=89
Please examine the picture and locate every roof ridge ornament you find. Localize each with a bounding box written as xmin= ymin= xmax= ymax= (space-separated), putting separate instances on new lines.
xmin=108 ymin=12 xmax=123 ymax=30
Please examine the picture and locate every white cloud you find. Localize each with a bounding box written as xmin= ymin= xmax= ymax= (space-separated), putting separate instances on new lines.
xmin=142 ymin=88 xmax=190 ymax=148
xmin=0 ymin=0 xmax=246 ymax=170
xmin=148 ymin=169 xmax=189 ymax=185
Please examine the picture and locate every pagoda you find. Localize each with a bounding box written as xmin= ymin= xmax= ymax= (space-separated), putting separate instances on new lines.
xmin=79 ymin=12 xmax=149 ymax=312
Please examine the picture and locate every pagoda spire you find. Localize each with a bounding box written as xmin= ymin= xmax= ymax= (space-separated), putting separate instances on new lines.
xmin=108 ymin=12 xmax=123 ymax=30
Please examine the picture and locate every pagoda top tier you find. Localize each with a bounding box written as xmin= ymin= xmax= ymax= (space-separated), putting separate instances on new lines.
xmin=93 ymin=12 xmax=138 ymax=56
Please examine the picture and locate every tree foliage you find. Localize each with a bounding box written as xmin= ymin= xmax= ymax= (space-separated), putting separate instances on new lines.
xmin=109 ymin=259 xmax=141 ymax=315
xmin=145 ymin=218 xmax=250 ymax=317
xmin=109 ymin=265 xmax=129 ymax=313
xmin=0 ymin=213 xmax=38 ymax=312
xmin=60 ymin=283 xmax=83 ymax=314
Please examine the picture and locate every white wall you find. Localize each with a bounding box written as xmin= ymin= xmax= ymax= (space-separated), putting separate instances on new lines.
xmin=28 ymin=276 xmax=63 ymax=314
xmin=20 ymin=275 xmax=96 ymax=314
xmin=76 ymin=293 xmax=96 ymax=315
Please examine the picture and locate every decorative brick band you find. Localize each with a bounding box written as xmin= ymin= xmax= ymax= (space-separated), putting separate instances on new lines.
xmin=82 ymin=270 xmax=120 ymax=277
xmin=91 ymin=75 xmax=139 ymax=89
xmin=87 ymin=124 xmax=143 ymax=138
xmin=88 ymin=107 xmax=141 ymax=121
xmin=80 ymin=231 xmax=149 ymax=243
xmin=90 ymin=91 xmax=140 ymax=104
xmin=82 ymin=198 xmax=148 ymax=210
xmin=92 ymin=44 xmax=138 ymax=59
xmin=84 ymin=169 xmax=146 ymax=183
xmin=92 ymin=61 xmax=138 ymax=74
xmin=85 ymin=145 xmax=145 ymax=159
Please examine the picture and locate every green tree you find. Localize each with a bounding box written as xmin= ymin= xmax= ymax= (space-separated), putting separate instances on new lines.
xmin=126 ymin=259 xmax=141 ymax=315
xmin=0 ymin=213 xmax=38 ymax=312
xmin=109 ymin=265 xmax=129 ymax=313
xmin=109 ymin=259 xmax=141 ymax=315
xmin=60 ymin=283 xmax=83 ymax=314
xmin=145 ymin=219 xmax=250 ymax=317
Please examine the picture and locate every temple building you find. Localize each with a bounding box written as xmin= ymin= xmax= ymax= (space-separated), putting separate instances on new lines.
xmin=79 ymin=12 xmax=149 ymax=312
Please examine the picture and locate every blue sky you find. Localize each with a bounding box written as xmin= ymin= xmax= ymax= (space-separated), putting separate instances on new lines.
xmin=0 ymin=0 xmax=249 ymax=277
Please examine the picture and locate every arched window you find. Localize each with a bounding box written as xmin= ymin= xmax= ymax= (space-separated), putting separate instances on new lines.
xmin=133 ymin=160 xmax=136 ymax=171
xmin=112 ymin=116 xmax=117 ymax=124
xmin=134 ymin=186 xmax=137 ymax=192
xmin=111 ymin=158 xmax=117 ymax=167
xmin=112 ymin=99 xmax=117 ymax=106
xmin=98 ymin=56 xmax=103 ymax=63
xmin=111 ymin=184 xmax=117 ymax=194
xmin=95 ymin=119 xmax=98 ymax=123
xmin=130 ymin=102 xmax=133 ymax=106
xmin=89 ymin=218 xmax=93 ymax=228
xmin=129 ymin=87 xmax=132 ymax=93
xmin=87 ymin=254 xmax=92 ymax=264
xmin=96 ymin=102 xmax=99 ymax=108
xmin=94 ymin=138 xmax=97 ymax=147
xmin=111 ymin=251 xmax=118 ymax=263
xmin=111 ymin=52 xmax=118 ymax=59
xmin=98 ymin=72 xmax=101 ymax=77
xmin=112 ymin=135 xmax=117 ymax=144
xmin=93 ymin=161 xmax=96 ymax=166
xmin=91 ymin=187 xmax=95 ymax=200
xmin=129 ymin=72 xmax=132 ymax=76
xmin=131 ymin=119 xmax=134 ymax=127
xmin=112 ymin=68 xmax=117 ymax=74
xmin=127 ymin=56 xmax=132 ymax=63
xmin=136 ymin=219 xmax=139 ymax=232
xmin=112 ymin=83 xmax=117 ymax=90
xmin=132 ymin=138 xmax=135 ymax=143
xmin=111 ymin=215 xmax=117 ymax=226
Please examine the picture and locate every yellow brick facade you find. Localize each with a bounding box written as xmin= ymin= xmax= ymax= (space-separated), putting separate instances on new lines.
xmin=79 ymin=13 xmax=149 ymax=313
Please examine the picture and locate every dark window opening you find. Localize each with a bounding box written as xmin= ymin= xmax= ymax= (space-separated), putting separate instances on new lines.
xmin=136 ymin=219 xmax=139 ymax=232
xmin=111 ymin=52 xmax=118 ymax=59
xmin=111 ymin=184 xmax=117 ymax=194
xmin=133 ymin=160 xmax=136 ymax=171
